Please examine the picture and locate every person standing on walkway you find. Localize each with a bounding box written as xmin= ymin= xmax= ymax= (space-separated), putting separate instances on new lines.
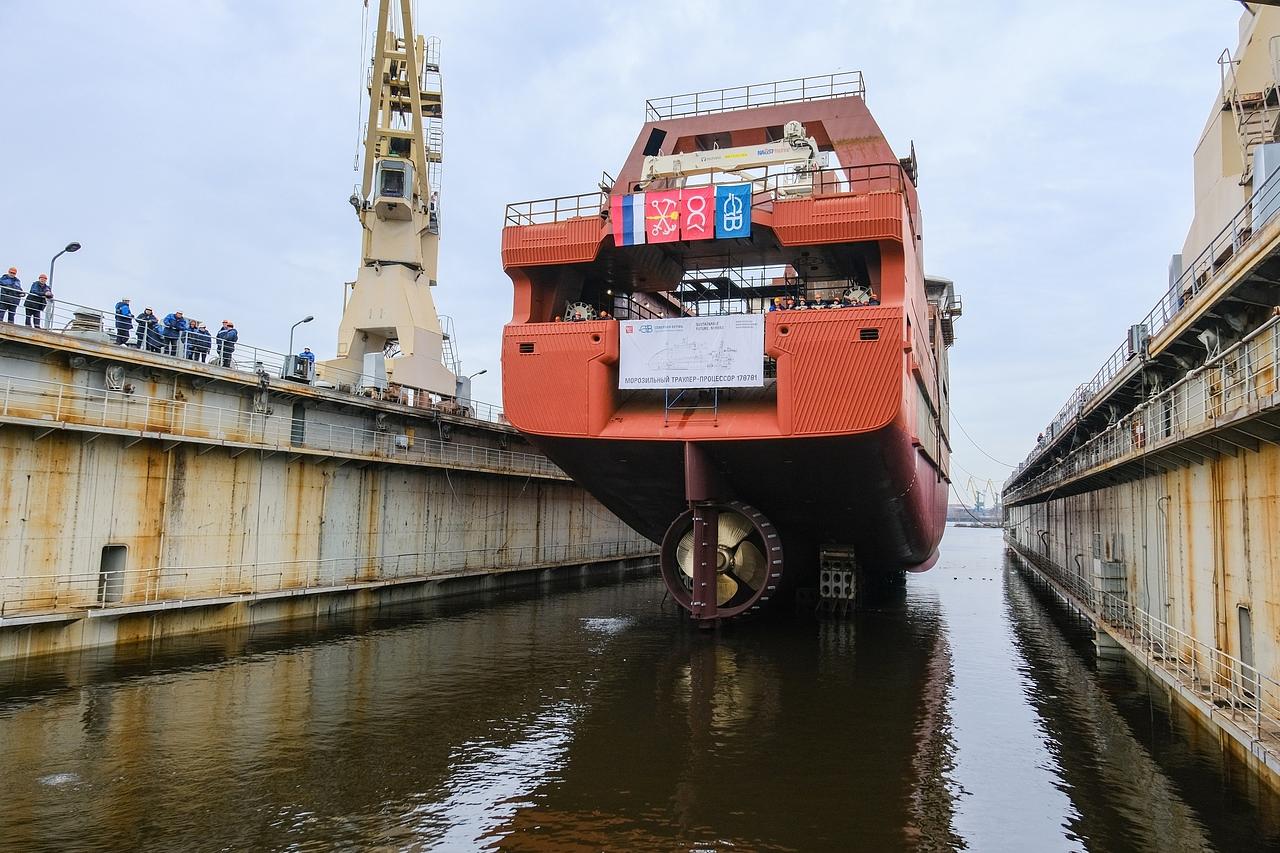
xmin=113 ymin=298 xmax=133 ymax=345
xmin=135 ymin=307 xmax=161 ymax=352
xmin=215 ymin=320 xmax=238 ymax=367
xmin=161 ymin=310 xmax=187 ymax=357
xmin=24 ymin=274 xmax=51 ymax=328
xmin=188 ymin=322 xmax=212 ymax=362
xmin=0 ymin=267 xmax=21 ymax=323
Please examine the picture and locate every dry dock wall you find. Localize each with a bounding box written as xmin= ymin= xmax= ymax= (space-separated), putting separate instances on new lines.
xmin=0 ymin=326 xmax=655 ymax=660
xmin=1005 ymin=450 xmax=1280 ymax=685
xmin=1005 ymin=451 xmax=1280 ymax=788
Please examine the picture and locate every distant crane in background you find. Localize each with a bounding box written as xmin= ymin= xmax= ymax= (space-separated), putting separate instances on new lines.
xmin=965 ymin=477 xmax=1001 ymax=514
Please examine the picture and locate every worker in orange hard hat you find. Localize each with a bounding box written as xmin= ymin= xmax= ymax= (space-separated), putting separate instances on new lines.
xmin=0 ymin=267 xmax=21 ymax=323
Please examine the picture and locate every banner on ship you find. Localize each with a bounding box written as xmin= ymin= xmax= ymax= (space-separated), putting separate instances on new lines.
xmin=610 ymin=185 xmax=752 ymax=246
xmin=617 ymin=314 xmax=764 ymax=390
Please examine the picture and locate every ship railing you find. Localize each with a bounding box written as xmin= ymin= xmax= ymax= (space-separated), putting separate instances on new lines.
xmin=1015 ymin=548 xmax=1280 ymax=758
xmin=1 ymin=296 xmax=510 ymax=426
xmin=504 ymin=162 xmax=911 ymax=229
xmin=0 ymin=539 xmax=659 ymax=619
xmin=644 ymin=71 xmax=865 ymax=121
xmin=1013 ymin=167 xmax=1280 ymax=483
xmin=504 ymin=191 xmax=607 ymax=226
xmin=0 ymin=370 xmax=562 ymax=479
xmin=1005 ymin=314 xmax=1280 ymax=502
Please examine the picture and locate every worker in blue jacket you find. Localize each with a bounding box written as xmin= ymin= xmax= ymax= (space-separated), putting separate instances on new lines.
xmin=135 ymin=307 xmax=161 ymax=352
xmin=0 ymin=267 xmax=21 ymax=323
xmin=161 ymin=310 xmax=188 ymax=356
xmin=24 ymin=274 xmax=51 ymax=328
xmin=215 ymin=320 xmax=238 ymax=368
xmin=113 ymin=298 xmax=133 ymax=345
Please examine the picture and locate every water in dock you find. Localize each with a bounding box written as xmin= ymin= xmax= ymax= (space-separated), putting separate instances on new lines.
xmin=2 ymin=527 xmax=1279 ymax=852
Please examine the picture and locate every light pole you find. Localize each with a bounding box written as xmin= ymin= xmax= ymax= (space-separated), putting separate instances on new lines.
xmin=455 ymin=368 xmax=486 ymax=412
xmin=287 ymin=315 xmax=314 ymax=377
xmin=47 ymin=241 xmax=80 ymax=326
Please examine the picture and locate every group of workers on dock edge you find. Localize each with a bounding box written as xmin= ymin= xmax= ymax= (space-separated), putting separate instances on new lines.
xmin=2 ymin=264 xmax=317 ymax=373
xmin=0 ymin=266 xmax=52 ymax=327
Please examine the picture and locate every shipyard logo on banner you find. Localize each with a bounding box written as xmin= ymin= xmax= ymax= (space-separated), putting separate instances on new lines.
xmin=715 ymin=184 xmax=752 ymax=239
xmin=610 ymin=185 xmax=751 ymax=246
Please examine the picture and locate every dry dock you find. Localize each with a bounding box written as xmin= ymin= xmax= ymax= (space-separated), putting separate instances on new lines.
xmin=0 ymin=320 xmax=655 ymax=661
xmin=1004 ymin=5 xmax=1280 ymax=792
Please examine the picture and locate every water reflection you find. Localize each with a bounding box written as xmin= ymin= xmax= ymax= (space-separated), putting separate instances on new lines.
xmin=0 ymin=529 xmax=1278 ymax=851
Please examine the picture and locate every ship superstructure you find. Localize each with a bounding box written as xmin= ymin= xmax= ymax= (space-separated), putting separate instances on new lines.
xmin=500 ymin=74 xmax=961 ymax=624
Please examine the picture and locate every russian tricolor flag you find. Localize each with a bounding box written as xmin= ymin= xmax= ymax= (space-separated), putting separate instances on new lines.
xmin=611 ymin=192 xmax=646 ymax=246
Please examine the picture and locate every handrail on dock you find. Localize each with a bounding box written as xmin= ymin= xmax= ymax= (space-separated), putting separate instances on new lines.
xmin=1012 ymin=168 xmax=1280 ymax=485
xmin=0 ymin=370 xmax=565 ymax=480
xmin=0 ymin=297 xmax=511 ymax=426
xmin=1005 ymin=314 xmax=1280 ymax=502
xmin=0 ymin=539 xmax=658 ymax=619
xmin=1014 ymin=546 xmax=1280 ymax=765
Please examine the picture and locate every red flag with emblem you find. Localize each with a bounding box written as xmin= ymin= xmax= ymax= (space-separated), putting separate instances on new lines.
xmin=644 ymin=190 xmax=681 ymax=243
xmin=679 ymin=187 xmax=715 ymax=241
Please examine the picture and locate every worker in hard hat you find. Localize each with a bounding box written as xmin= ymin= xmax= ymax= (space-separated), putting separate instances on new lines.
xmin=0 ymin=267 xmax=21 ymax=323
xmin=113 ymin=298 xmax=133 ymax=345
xmin=24 ymin=273 xmax=51 ymax=328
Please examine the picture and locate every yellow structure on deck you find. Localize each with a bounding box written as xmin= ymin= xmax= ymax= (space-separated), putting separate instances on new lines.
xmin=324 ymin=0 xmax=457 ymax=397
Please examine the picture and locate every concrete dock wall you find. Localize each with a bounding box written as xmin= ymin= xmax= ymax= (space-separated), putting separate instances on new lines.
xmin=0 ymin=326 xmax=655 ymax=660
xmin=1006 ymin=446 xmax=1280 ymax=687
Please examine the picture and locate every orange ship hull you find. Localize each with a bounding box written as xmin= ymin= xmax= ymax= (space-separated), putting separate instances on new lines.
xmin=500 ymin=76 xmax=956 ymax=622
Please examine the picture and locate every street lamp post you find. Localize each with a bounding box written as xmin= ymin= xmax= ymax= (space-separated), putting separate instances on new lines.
xmin=46 ymin=241 xmax=80 ymax=326
xmin=455 ymin=368 xmax=487 ymax=415
xmin=287 ymin=315 xmax=315 ymax=377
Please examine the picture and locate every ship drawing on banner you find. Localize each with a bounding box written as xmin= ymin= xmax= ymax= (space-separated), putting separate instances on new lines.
xmin=647 ymin=339 xmax=739 ymax=371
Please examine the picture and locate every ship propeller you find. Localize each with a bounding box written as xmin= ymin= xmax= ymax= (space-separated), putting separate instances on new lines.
xmin=676 ymin=535 xmax=695 ymax=578
xmin=716 ymin=574 xmax=739 ymax=606
xmin=662 ymin=503 xmax=781 ymax=618
xmin=732 ymin=540 xmax=766 ymax=590
xmin=717 ymin=512 xmax=754 ymax=550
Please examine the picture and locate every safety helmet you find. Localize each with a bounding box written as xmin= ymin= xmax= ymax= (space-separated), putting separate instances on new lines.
xmin=6 ymin=267 xmax=15 ymax=275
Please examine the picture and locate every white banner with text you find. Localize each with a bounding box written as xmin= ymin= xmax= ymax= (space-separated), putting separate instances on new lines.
xmin=617 ymin=315 xmax=764 ymax=389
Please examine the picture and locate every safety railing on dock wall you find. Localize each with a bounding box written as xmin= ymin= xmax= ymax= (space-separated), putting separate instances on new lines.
xmin=1 ymin=297 xmax=508 ymax=425
xmin=0 ymin=371 xmax=566 ymax=479
xmin=1013 ymin=545 xmax=1280 ymax=762
xmin=1013 ymin=170 xmax=1280 ymax=482
xmin=0 ymin=539 xmax=658 ymax=619
xmin=644 ymin=71 xmax=865 ymax=120
xmin=1005 ymin=315 xmax=1280 ymax=503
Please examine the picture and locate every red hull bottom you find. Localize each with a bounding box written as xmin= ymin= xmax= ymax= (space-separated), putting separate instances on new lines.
xmin=527 ymin=424 xmax=948 ymax=587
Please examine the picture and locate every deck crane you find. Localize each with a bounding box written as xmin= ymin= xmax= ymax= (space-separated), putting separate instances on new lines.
xmin=637 ymin=120 xmax=821 ymax=195
xmin=322 ymin=0 xmax=457 ymax=397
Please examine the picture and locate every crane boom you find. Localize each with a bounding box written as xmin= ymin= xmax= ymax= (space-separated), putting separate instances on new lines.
xmin=639 ymin=120 xmax=820 ymax=192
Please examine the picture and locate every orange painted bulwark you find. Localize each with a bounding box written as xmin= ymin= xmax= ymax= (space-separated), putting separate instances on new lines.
xmin=771 ymin=193 xmax=905 ymax=246
xmin=501 ymin=217 xmax=606 ymax=268
xmin=502 ymin=308 xmax=903 ymax=441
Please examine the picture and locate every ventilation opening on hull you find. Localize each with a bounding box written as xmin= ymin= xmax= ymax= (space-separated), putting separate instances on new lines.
xmin=858 ymin=327 xmax=880 ymax=341
xmin=518 ymin=342 xmax=535 ymax=354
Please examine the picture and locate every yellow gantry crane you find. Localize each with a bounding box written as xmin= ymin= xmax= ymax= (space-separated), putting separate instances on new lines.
xmin=323 ymin=0 xmax=457 ymax=397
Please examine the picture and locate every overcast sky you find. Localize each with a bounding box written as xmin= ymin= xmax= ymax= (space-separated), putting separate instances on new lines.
xmin=0 ymin=1 xmax=1237 ymax=503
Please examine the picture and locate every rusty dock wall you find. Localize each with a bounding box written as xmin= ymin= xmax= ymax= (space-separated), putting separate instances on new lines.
xmin=1003 ymin=316 xmax=1280 ymax=788
xmin=0 ymin=324 xmax=656 ymax=661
